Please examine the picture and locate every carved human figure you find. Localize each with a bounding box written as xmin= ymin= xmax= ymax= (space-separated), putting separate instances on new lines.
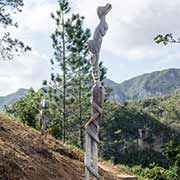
xmin=85 ymin=3 xmax=111 ymax=180
xmin=85 ymin=80 xmax=105 ymax=142
xmin=39 ymin=98 xmax=49 ymax=137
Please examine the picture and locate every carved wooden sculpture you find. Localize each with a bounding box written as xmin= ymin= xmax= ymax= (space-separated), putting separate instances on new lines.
xmin=39 ymin=98 xmax=49 ymax=137
xmin=85 ymin=3 xmax=112 ymax=180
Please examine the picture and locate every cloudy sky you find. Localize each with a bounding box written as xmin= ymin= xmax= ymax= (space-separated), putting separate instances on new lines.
xmin=1 ymin=0 xmax=180 ymax=95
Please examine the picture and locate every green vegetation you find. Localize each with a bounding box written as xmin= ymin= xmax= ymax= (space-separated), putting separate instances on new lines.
xmin=5 ymin=89 xmax=41 ymax=128
xmin=6 ymin=88 xmax=180 ymax=169
xmin=1 ymin=1 xmax=180 ymax=179
xmin=41 ymin=0 xmax=92 ymax=144
xmin=128 ymin=141 xmax=180 ymax=180
xmin=128 ymin=91 xmax=180 ymax=130
xmin=0 ymin=0 xmax=31 ymax=60
xmin=100 ymin=103 xmax=172 ymax=167
xmin=154 ymin=33 xmax=180 ymax=45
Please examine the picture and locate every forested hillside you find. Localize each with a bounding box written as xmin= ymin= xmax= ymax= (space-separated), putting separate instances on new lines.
xmin=100 ymin=91 xmax=180 ymax=167
xmin=105 ymin=68 xmax=180 ymax=102
xmin=128 ymin=91 xmax=180 ymax=130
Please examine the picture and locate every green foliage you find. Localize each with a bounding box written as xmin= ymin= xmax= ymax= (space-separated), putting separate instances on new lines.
xmin=6 ymin=89 xmax=40 ymax=128
xmin=99 ymin=94 xmax=180 ymax=167
xmin=46 ymin=0 xmax=107 ymax=147
xmin=129 ymin=91 xmax=180 ymax=130
xmin=0 ymin=0 xmax=31 ymax=60
xmin=49 ymin=0 xmax=74 ymax=142
xmin=154 ymin=34 xmax=180 ymax=45
xmin=145 ymin=166 xmax=167 ymax=180
xmin=130 ymin=165 xmax=147 ymax=177
xmin=134 ymin=164 xmax=180 ymax=180
xmin=45 ymin=0 xmax=101 ymax=147
xmin=0 ymin=0 xmax=23 ymax=27
xmin=65 ymin=13 xmax=91 ymax=148
xmin=162 ymin=141 xmax=180 ymax=165
xmin=131 ymin=141 xmax=180 ymax=180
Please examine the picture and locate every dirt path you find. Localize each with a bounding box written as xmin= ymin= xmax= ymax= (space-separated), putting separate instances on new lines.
xmin=99 ymin=162 xmax=137 ymax=180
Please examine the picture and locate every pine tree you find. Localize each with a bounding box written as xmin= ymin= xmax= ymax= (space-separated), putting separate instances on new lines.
xmin=45 ymin=0 xmax=108 ymax=146
xmin=65 ymin=14 xmax=91 ymax=148
xmin=48 ymin=0 xmax=71 ymax=142
xmin=47 ymin=0 xmax=90 ymax=143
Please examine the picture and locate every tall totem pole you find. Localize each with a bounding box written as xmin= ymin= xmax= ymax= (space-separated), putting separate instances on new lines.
xmin=84 ymin=3 xmax=112 ymax=180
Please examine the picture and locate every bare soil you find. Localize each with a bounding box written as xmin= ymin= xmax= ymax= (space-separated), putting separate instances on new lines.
xmin=0 ymin=114 xmax=135 ymax=180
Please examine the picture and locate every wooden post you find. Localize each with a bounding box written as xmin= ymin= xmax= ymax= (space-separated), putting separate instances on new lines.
xmin=85 ymin=132 xmax=91 ymax=180
xmin=39 ymin=98 xmax=49 ymax=138
xmin=92 ymin=138 xmax=98 ymax=180
xmin=84 ymin=3 xmax=112 ymax=180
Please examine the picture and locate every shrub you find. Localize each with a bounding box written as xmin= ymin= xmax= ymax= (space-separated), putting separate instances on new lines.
xmin=144 ymin=166 xmax=167 ymax=180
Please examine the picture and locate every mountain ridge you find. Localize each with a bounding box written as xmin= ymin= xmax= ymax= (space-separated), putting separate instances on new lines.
xmin=0 ymin=88 xmax=29 ymax=111
xmin=1 ymin=68 xmax=180 ymax=110
xmin=105 ymin=68 xmax=180 ymax=102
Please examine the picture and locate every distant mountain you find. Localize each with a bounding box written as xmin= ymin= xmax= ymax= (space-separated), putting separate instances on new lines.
xmin=0 ymin=88 xmax=29 ymax=111
xmin=104 ymin=79 xmax=128 ymax=102
xmin=1 ymin=68 xmax=180 ymax=110
xmin=105 ymin=68 xmax=180 ymax=102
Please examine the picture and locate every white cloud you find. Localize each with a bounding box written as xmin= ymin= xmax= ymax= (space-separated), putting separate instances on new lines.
xmin=18 ymin=1 xmax=56 ymax=33
xmin=1 ymin=0 xmax=180 ymax=95
xmin=73 ymin=0 xmax=180 ymax=61
xmin=0 ymin=50 xmax=50 ymax=95
xmin=0 ymin=0 xmax=55 ymax=95
xmin=70 ymin=0 xmax=180 ymax=86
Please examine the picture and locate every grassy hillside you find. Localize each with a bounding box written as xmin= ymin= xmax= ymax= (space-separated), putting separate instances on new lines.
xmin=0 ymin=114 xmax=135 ymax=180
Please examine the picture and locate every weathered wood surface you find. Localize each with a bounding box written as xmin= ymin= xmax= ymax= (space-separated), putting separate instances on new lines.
xmin=39 ymin=98 xmax=49 ymax=136
xmin=84 ymin=3 xmax=112 ymax=180
xmin=118 ymin=175 xmax=138 ymax=180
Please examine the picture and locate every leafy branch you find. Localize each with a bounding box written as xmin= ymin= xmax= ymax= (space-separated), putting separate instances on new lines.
xmin=0 ymin=0 xmax=31 ymax=60
xmin=0 ymin=32 xmax=31 ymax=60
xmin=154 ymin=33 xmax=180 ymax=45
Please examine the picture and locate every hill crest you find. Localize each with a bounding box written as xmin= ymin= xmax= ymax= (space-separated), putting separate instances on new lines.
xmin=0 ymin=114 xmax=133 ymax=180
xmin=105 ymin=68 xmax=180 ymax=102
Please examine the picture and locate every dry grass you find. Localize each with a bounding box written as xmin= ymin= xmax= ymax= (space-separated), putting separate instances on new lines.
xmin=0 ymin=114 xmax=135 ymax=180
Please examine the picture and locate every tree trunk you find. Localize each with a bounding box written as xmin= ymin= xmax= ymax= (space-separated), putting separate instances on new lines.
xmin=79 ymin=68 xmax=84 ymax=149
xmin=62 ymin=11 xmax=66 ymax=143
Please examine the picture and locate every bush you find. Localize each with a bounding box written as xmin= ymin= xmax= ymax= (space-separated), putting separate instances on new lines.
xmin=132 ymin=141 xmax=180 ymax=180
xmin=145 ymin=166 xmax=167 ymax=180
xmin=165 ymin=166 xmax=179 ymax=180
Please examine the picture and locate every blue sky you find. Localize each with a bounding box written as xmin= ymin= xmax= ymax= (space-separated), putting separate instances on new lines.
xmin=1 ymin=0 xmax=180 ymax=95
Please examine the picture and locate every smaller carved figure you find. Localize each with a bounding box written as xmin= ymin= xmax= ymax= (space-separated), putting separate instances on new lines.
xmin=39 ymin=98 xmax=49 ymax=137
